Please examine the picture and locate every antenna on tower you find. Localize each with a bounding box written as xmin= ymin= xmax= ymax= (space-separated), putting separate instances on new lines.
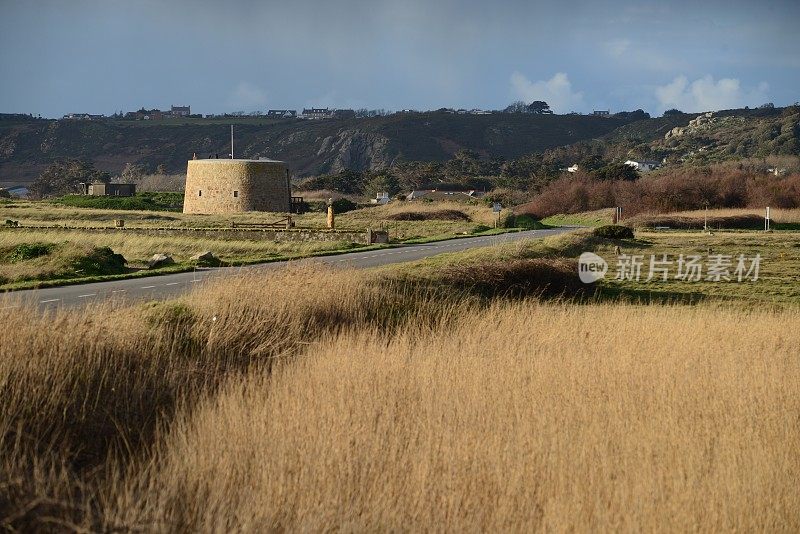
xmin=230 ymin=125 xmax=234 ymax=159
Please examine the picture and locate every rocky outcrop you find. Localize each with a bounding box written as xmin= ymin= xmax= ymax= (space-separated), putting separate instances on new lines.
xmin=665 ymin=112 xmax=715 ymax=139
xmin=324 ymin=130 xmax=394 ymax=173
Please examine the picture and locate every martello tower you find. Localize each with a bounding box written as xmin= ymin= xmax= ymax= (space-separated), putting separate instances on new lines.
xmin=183 ymin=159 xmax=291 ymax=214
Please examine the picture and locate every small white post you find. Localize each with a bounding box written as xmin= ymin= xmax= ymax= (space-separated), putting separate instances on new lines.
xmin=230 ymin=125 xmax=234 ymax=159
xmin=765 ymin=206 xmax=770 ymax=231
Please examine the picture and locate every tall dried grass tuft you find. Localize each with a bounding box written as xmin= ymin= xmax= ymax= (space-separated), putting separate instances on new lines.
xmin=0 ymin=265 xmax=474 ymax=530
xmin=118 ymin=302 xmax=800 ymax=532
xmin=2 ymin=264 xmax=799 ymax=531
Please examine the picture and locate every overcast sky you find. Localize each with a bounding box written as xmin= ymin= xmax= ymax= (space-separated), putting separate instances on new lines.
xmin=1 ymin=0 xmax=798 ymax=118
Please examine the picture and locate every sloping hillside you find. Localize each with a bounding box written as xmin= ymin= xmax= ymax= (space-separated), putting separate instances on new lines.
xmin=0 ymin=112 xmax=636 ymax=184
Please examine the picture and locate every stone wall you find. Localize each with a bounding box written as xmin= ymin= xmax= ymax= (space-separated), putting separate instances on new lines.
xmin=183 ymin=159 xmax=291 ymax=214
xmin=1 ymin=226 xmax=370 ymax=244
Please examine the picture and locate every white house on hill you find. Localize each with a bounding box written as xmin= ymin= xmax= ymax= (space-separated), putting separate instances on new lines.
xmin=624 ymin=159 xmax=661 ymax=173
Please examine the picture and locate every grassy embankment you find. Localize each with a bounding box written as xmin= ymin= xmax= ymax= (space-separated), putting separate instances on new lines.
xmin=1 ymin=230 xmax=798 ymax=531
xmin=540 ymin=207 xmax=616 ymax=227
xmin=0 ymin=200 xmax=519 ymax=289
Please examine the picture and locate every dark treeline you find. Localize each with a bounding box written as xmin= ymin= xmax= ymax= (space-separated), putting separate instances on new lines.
xmin=296 ymin=149 xmax=639 ymax=198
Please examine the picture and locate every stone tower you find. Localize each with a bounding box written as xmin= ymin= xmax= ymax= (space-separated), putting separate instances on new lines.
xmin=183 ymin=159 xmax=291 ymax=214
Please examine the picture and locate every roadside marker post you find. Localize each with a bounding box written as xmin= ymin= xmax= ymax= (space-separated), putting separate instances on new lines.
xmin=765 ymin=206 xmax=771 ymax=231
xmin=614 ymin=207 xmax=622 ymax=224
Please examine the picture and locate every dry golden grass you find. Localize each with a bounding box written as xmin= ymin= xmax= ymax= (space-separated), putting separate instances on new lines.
xmin=645 ymin=207 xmax=800 ymax=223
xmin=1 ymin=199 xmax=496 ymax=233
xmin=0 ymin=227 xmax=353 ymax=266
xmin=2 ymin=262 xmax=799 ymax=531
xmin=117 ymin=302 xmax=800 ymax=532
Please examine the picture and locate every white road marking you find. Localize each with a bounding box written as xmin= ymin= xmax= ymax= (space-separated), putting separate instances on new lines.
xmin=189 ymin=279 xmax=202 ymax=283
xmin=112 ymin=289 xmax=126 ymax=293
xmin=164 ymin=282 xmax=179 ymax=286
xmin=40 ymin=299 xmax=60 ymax=303
xmin=77 ymin=294 xmax=96 ymax=298
xmin=140 ymin=285 xmax=156 ymax=289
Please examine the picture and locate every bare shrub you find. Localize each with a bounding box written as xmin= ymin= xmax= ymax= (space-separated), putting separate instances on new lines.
xmin=386 ymin=209 xmax=471 ymax=221
xmin=132 ymin=174 xmax=186 ymax=192
xmin=518 ymin=158 xmax=800 ymax=218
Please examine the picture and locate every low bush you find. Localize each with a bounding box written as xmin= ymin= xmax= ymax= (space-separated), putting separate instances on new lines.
xmin=4 ymin=242 xmax=55 ymax=262
xmin=593 ymin=225 xmax=634 ymax=239
xmin=510 ymin=214 xmax=546 ymax=229
xmin=0 ymin=244 xmax=127 ymax=285
xmin=331 ymin=197 xmax=359 ymax=214
xmin=434 ymin=258 xmax=586 ymax=299
xmin=306 ymin=197 xmax=360 ymax=214
xmin=386 ymin=209 xmax=471 ymax=221
xmin=70 ymin=247 xmax=127 ymax=276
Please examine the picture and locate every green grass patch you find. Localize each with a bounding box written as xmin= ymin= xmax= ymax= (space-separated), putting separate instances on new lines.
xmin=2 ymin=242 xmax=55 ymax=262
xmin=596 ymin=231 xmax=800 ymax=305
xmin=593 ymin=225 xmax=634 ymax=239
xmin=541 ymin=209 xmax=615 ymax=228
xmin=52 ymin=192 xmax=184 ymax=212
xmin=507 ymin=214 xmax=552 ymax=230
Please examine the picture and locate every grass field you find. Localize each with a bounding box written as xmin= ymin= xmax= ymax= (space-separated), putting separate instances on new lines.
xmin=597 ymin=230 xmax=800 ymax=303
xmin=0 ymin=199 xmax=507 ymax=288
xmin=1 ymin=198 xmax=501 ymax=234
xmin=1 ymin=245 xmax=798 ymax=531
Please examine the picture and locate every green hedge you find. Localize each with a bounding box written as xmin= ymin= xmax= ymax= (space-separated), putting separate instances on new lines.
xmin=593 ymin=225 xmax=634 ymax=239
xmin=52 ymin=192 xmax=184 ymax=212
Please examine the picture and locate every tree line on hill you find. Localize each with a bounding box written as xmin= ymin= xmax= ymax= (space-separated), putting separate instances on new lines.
xmin=296 ymin=149 xmax=640 ymax=198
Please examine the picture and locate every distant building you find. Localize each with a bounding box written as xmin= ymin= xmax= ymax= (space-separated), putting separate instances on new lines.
xmin=567 ymin=164 xmax=579 ymax=173
xmin=301 ymin=108 xmax=335 ymax=119
xmin=123 ymin=106 xmax=191 ymax=120
xmin=5 ymin=186 xmax=29 ymax=198
xmin=371 ymin=192 xmax=390 ymax=205
xmin=624 ymin=159 xmax=661 ymax=172
xmin=84 ymin=182 xmax=137 ymax=196
xmin=334 ymin=109 xmax=356 ymax=119
xmin=63 ymin=113 xmax=105 ymax=120
xmin=170 ymin=105 xmax=191 ymax=117
xmin=125 ymin=108 xmax=163 ymax=120
xmin=593 ymin=110 xmax=610 ymax=116
xmin=267 ymin=109 xmax=297 ymax=118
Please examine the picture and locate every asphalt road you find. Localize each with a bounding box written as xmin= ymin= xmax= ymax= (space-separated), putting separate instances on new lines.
xmin=1 ymin=227 xmax=576 ymax=312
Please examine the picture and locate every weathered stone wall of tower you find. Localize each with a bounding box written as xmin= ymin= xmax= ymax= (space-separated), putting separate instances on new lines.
xmin=183 ymin=160 xmax=291 ymax=214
